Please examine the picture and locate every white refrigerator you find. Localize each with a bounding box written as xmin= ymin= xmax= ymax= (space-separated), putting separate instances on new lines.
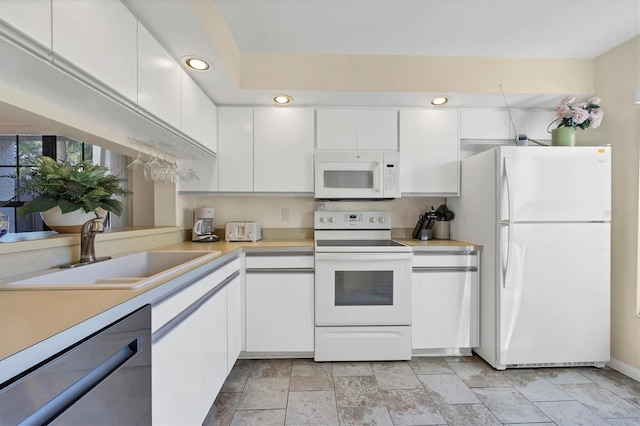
xmin=448 ymin=146 xmax=611 ymax=370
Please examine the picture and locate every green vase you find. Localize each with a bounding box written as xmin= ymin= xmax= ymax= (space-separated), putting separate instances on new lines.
xmin=551 ymin=127 xmax=576 ymax=146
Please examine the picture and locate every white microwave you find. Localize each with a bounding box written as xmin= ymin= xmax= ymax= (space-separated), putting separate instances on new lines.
xmin=314 ymin=151 xmax=401 ymax=200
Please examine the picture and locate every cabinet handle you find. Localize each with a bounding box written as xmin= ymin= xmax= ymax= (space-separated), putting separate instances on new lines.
xmin=245 ymin=252 xmax=313 ymax=257
xmin=153 ymin=271 xmax=240 ymax=343
xmin=245 ymin=268 xmax=314 ymax=274
xmin=412 ymin=267 xmax=477 ymax=273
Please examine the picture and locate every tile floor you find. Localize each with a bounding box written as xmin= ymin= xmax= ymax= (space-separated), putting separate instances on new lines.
xmin=204 ymin=355 xmax=640 ymax=426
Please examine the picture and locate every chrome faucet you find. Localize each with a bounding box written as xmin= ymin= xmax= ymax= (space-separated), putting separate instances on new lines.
xmin=79 ymin=218 xmax=107 ymax=263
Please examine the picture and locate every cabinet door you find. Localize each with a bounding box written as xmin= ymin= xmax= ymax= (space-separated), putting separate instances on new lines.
xmin=245 ymin=272 xmax=314 ymax=352
xmin=460 ymin=109 xmax=510 ymax=140
xmin=1 ymin=0 xmax=52 ymax=49
xmin=510 ymin=110 xmax=557 ymax=141
xmin=219 ymin=107 xmax=254 ymax=192
xmin=399 ymin=109 xmax=459 ymax=195
xmin=227 ymin=273 xmax=242 ymax=373
xmin=181 ymin=70 xmax=217 ymax=153
xmin=316 ymin=108 xmax=357 ymax=150
xmin=152 ymin=285 xmax=227 ymax=425
xmin=412 ymin=269 xmax=478 ymax=349
xmin=253 ymin=108 xmax=314 ymax=193
xmin=52 ymin=0 xmax=137 ymax=102
xmin=357 ymin=109 xmax=398 ymax=150
xmin=137 ymin=23 xmax=181 ymax=128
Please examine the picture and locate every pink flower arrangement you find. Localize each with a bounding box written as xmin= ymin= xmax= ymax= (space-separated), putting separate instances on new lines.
xmin=553 ymin=96 xmax=604 ymax=130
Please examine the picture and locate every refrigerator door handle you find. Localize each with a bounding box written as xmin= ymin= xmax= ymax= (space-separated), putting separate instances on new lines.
xmin=503 ymin=157 xmax=512 ymax=222
xmin=501 ymin=222 xmax=511 ymax=288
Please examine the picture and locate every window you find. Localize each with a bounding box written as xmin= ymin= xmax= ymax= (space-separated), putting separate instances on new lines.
xmin=0 ymin=135 xmax=95 ymax=234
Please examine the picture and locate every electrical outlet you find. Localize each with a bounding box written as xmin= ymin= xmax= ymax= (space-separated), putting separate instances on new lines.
xmin=282 ymin=208 xmax=290 ymax=221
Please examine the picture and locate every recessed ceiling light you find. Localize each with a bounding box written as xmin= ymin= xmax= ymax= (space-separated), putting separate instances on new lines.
xmin=183 ymin=57 xmax=211 ymax=71
xmin=430 ymin=96 xmax=449 ymax=106
xmin=273 ymin=95 xmax=293 ymax=105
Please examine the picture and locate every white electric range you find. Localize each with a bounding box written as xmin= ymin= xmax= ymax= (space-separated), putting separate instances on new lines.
xmin=313 ymin=211 xmax=412 ymax=361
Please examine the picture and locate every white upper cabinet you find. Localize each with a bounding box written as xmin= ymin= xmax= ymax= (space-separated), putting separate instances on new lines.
xmin=460 ymin=109 xmax=510 ymax=140
xmin=316 ymin=108 xmax=398 ymax=150
xmin=399 ymin=109 xmax=460 ymax=195
xmin=254 ymin=108 xmax=314 ymax=193
xmin=181 ymin=70 xmax=217 ymax=152
xmin=218 ymin=107 xmax=254 ymax=192
xmin=52 ymin=0 xmax=137 ymax=102
xmin=510 ymin=110 xmax=557 ymax=141
xmin=357 ymin=109 xmax=398 ymax=150
xmin=137 ymin=23 xmax=181 ymax=129
xmin=316 ymin=108 xmax=357 ymax=149
xmin=0 ymin=0 xmax=52 ymax=49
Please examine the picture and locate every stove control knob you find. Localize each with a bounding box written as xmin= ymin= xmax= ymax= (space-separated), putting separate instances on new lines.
xmin=319 ymin=217 xmax=327 ymax=223
xmin=369 ymin=217 xmax=376 ymax=223
xmin=328 ymin=217 xmax=336 ymax=223
xmin=378 ymin=216 xmax=386 ymax=223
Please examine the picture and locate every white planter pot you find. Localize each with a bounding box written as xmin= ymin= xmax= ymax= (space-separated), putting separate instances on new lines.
xmin=40 ymin=207 xmax=107 ymax=233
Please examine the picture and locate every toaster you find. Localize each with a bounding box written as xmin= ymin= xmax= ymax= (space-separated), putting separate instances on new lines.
xmin=225 ymin=221 xmax=262 ymax=242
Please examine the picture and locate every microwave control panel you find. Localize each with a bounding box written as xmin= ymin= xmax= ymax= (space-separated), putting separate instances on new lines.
xmin=382 ymin=152 xmax=400 ymax=198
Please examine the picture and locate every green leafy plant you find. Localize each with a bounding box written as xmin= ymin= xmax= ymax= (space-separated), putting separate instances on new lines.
xmin=15 ymin=156 xmax=131 ymax=219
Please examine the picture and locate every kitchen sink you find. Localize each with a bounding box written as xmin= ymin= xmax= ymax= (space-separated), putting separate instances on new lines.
xmin=0 ymin=250 xmax=221 ymax=290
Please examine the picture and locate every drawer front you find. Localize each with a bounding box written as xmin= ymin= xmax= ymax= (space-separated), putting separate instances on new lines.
xmin=152 ymin=266 xmax=227 ymax=333
xmin=226 ymin=257 xmax=241 ymax=275
xmin=245 ymin=254 xmax=314 ymax=270
xmin=412 ymin=254 xmax=477 ymax=268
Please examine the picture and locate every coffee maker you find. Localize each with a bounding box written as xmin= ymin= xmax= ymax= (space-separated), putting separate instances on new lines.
xmin=192 ymin=207 xmax=219 ymax=242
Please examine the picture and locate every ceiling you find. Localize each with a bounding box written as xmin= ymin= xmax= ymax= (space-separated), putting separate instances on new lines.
xmin=124 ymin=0 xmax=640 ymax=109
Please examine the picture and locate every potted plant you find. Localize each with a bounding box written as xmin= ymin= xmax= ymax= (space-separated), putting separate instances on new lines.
xmin=549 ymin=96 xmax=604 ymax=146
xmin=15 ymin=156 xmax=131 ymax=233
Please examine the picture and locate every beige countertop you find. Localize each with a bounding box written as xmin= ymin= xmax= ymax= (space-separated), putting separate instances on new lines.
xmin=0 ymin=237 xmax=478 ymax=382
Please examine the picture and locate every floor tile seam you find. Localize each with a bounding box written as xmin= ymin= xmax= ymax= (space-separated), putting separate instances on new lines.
xmin=478 ymin=385 xmax=556 ymax=425
xmin=531 ymin=400 xmax=610 ymax=424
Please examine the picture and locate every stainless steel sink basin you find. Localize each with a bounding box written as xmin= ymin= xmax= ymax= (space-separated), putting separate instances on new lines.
xmin=0 ymin=250 xmax=221 ymax=290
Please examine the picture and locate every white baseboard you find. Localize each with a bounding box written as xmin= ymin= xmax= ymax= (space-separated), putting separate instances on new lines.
xmin=607 ymin=358 xmax=640 ymax=382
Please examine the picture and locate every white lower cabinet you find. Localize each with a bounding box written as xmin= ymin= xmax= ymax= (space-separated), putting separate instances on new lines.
xmin=152 ymin=257 xmax=241 ymax=425
xmin=245 ymin=253 xmax=315 ymax=353
xmin=226 ymin=262 xmax=242 ymax=373
xmin=411 ymin=253 xmax=479 ymax=352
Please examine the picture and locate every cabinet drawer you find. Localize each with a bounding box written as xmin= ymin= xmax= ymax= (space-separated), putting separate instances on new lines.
xmin=226 ymin=257 xmax=241 ymax=275
xmin=152 ymin=266 xmax=227 ymax=333
xmin=412 ymin=254 xmax=477 ymax=268
xmin=245 ymin=254 xmax=314 ymax=270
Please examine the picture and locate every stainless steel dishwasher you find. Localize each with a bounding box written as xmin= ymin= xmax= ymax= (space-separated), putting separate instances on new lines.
xmin=0 ymin=305 xmax=151 ymax=425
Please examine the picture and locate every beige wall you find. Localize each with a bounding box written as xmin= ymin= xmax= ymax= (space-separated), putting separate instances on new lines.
xmin=178 ymin=194 xmax=445 ymax=233
xmin=593 ymin=36 xmax=640 ymax=372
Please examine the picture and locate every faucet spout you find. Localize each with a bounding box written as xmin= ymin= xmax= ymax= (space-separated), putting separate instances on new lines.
xmin=79 ymin=218 xmax=105 ymax=263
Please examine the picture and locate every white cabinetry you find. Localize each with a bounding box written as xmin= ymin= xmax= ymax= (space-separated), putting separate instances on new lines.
xmin=245 ymin=253 xmax=315 ymax=353
xmin=219 ymin=107 xmax=254 ymax=192
xmin=0 ymin=0 xmax=51 ymax=49
xmin=52 ymin=0 xmax=137 ymax=102
xmin=152 ymin=257 xmax=241 ymax=425
xmin=316 ymin=108 xmax=398 ymax=150
xmin=226 ymin=258 xmax=242 ymax=373
xmin=253 ymin=108 xmax=314 ymax=193
xmin=137 ymin=23 xmax=181 ymax=128
xmin=181 ymin=71 xmax=217 ymax=152
xmin=460 ymin=109 xmax=510 ymax=140
xmin=411 ymin=252 xmax=479 ymax=354
xmin=399 ymin=109 xmax=460 ymax=195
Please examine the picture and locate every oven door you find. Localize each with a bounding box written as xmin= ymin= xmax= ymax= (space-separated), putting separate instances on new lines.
xmin=315 ymin=252 xmax=412 ymax=326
